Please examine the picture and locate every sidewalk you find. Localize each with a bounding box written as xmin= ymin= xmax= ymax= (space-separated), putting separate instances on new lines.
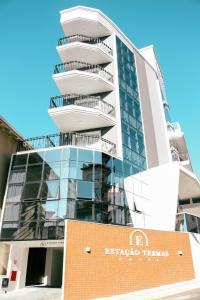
xmin=0 ymin=287 xmax=62 ymax=300
xmin=95 ymin=280 xmax=200 ymax=300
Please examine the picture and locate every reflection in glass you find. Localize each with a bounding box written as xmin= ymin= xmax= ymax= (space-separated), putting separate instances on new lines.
xmin=7 ymin=184 xmax=23 ymax=203
xmin=9 ymin=167 xmax=26 ymax=184
xmin=26 ymin=164 xmax=42 ymax=182
xmin=60 ymin=161 xmax=69 ymax=179
xmin=3 ymin=203 xmax=20 ymax=222
xmin=45 ymin=149 xmax=61 ymax=163
xmin=60 ymin=179 xmax=68 ymax=199
xmin=12 ymin=154 xmax=27 ymax=167
xmin=44 ymin=201 xmax=59 ymax=220
xmin=43 ymin=162 xmax=60 ymax=180
xmin=77 ymin=180 xmax=94 ymax=199
xmin=68 ymin=179 xmax=76 ymax=199
xmin=57 ymin=199 xmax=68 ymax=219
xmin=22 ymin=182 xmax=40 ymax=200
xmin=41 ymin=180 xmax=59 ymax=200
xmin=21 ymin=201 xmax=39 ymax=222
xmin=28 ymin=152 xmax=44 ymax=165
xmin=175 ymin=214 xmax=186 ymax=231
xmin=76 ymin=201 xmax=93 ymax=220
xmin=185 ymin=214 xmax=198 ymax=233
xmin=78 ymin=149 xmax=93 ymax=163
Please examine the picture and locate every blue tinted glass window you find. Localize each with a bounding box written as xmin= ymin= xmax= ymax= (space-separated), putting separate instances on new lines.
xmin=116 ymin=36 xmax=147 ymax=175
xmin=45 ymin=149 xmax=61 ymax=162
xmin=77 ymin=180 xmax=94 ymax=199
xmin=78 ymin=149 xmax=93 ymax=163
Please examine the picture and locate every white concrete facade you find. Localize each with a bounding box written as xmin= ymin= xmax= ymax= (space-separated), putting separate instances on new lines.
xmin=1 ymin=5 xmax=200 ymax=295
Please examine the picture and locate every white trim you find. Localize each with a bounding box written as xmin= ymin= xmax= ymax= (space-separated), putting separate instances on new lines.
xmin=134 ymin=50 xmax=148 ymax=169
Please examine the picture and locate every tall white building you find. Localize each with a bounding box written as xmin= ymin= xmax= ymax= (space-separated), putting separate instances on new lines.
xmin=0 ymin=5 xmax=200 ymax=292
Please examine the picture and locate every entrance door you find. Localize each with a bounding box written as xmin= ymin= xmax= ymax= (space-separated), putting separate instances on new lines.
xmin=25 ymin=248 xmax=46 ymax=286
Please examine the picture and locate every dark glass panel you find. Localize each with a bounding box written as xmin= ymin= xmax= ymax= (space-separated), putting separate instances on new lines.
xmin=1 ymin=223 xmax=19 ymax=240
xmin=38 ymin=221 xmax=57 ymax=240
xmin=22 ymin=182 xmax=40 ymax=200
xmin=21 ymin=201 xmax=39 ymax=222
xmin=28 ymin=152 xmax=44 ymax=165
xmin=76 ymin=201 xmax=93 ymax=221
xmin=17 ymin=221 xmax=38 ymax=240
xmin=94 ymin=181 xmax=102 ymax=202
xmin=12 ymin=154 xmax=28 ymax=167
xmin=57 ymin=220 xmax=65 ymax=239
xmin=26 ymin=164 xmax=42 ymax=182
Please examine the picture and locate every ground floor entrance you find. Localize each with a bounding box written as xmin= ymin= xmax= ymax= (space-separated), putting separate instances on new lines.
xmin=25 ymin=247 xmax=63 ymax=288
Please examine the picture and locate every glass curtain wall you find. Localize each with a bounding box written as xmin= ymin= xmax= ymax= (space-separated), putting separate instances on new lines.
xmin=1 ymin=147 xmax=131 ymax=241
xmin=116 ymin=37 xmax=146 ymax=176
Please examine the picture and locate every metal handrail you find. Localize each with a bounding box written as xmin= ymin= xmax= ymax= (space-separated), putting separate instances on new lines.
xmin=17 ymin=132 xmax=116 ymax=155
xmin=54 ymin=61 xmax=113 ymax=83
xmin=58 ymin=34 xmax=113 ymax=56
xmin=49 ymin=94 xmax=115 ymax=117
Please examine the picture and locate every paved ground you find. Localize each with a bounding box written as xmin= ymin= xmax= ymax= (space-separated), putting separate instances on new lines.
xmin=0 ymin=287 xmax=62 ymax=300
xmin=156 ymin=287 xmax=200 ymax=300
xmin=1 ymin=286 xmax=200 ymax=300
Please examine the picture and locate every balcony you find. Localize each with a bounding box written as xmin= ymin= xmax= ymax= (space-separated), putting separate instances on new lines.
xmin=48 ymin=94 xmax=116 ymax=132
xmin=17 ymin=132 xmax=116 ymax=156
xmin=53 ymin=61 xmax=114 ymax=95
xmin=168 ymin=122 xmax=192 ymax=170
xmin=60 ymin=7 xmax=112 ymax=38
xmin=57 ymin=35 xmax=113 ymax=65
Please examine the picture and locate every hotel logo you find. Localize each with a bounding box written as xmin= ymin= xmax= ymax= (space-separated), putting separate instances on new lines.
xmin=104 ymin=229 xmax=169 ymax=258
xmin=129 ymin=229 xmax=149 ymax=247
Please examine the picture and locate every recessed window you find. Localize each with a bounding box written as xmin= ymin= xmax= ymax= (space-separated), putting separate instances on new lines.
xmin=192 ymin=198 xmax=200 ymax=204
xmin=179 ymin=199 xmax=190 ymax=205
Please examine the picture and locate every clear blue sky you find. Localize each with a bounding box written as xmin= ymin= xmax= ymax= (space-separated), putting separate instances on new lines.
xmin=1 ymin=0 xmax=200 ymax=176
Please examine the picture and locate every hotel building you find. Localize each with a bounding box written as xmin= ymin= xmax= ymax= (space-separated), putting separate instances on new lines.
xmin=0 ymin=6 xmax=200 ymax=296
